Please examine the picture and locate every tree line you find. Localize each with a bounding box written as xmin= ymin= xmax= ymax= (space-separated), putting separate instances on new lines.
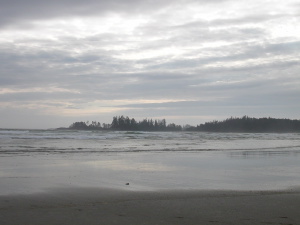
xmin=193 ymin=116 xmax=300 ymax=132
xmin=110 ymin=115 xmax=182 ymax=131
xmin=68 ymin=116 xmax=182 ymax=131
xmin=68 ymin=121 xmax=111 ymax=130
xmin=68 ymin=115 xmax=300 ymax=132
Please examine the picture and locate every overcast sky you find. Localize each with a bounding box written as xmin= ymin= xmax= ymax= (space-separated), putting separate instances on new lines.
xmin=0 ymin=0 xmax=299 ymax=129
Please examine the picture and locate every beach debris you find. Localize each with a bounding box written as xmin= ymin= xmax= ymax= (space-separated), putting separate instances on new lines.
xmin=126 ymin=183 xmax=130 ymax=185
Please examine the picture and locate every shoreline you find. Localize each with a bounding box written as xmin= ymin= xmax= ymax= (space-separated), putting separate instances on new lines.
xmin=1 ymin=187 xmax=300 ymax=225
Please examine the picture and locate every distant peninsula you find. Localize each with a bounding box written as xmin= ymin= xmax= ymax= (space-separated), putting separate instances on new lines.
xmin=65 ymin=115 xmax=300 ymax=133
xmin=195 ymin=116 xmax=300 ymax=133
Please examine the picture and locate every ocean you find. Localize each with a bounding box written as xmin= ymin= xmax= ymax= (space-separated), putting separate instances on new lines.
xmin=1 ymin=129 xmax=300 ymax=195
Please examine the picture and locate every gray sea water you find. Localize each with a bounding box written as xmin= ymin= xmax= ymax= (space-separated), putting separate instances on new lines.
xmin=1 ymin=129 xmax=300 ymax=195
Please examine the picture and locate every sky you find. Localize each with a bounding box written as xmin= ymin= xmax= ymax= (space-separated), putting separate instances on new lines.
xmin=0 ymin=0 xmax=299 ymax=129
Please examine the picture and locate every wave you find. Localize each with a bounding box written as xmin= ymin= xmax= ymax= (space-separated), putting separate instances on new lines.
xmin=1 ymin=145 xmax=300 ymax=156
xmin=1 ymin=129 xmax=300 ymax=156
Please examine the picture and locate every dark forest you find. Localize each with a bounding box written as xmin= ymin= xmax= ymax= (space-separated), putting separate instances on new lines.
xmin=68 ymin=115 xmax=300 ymax=133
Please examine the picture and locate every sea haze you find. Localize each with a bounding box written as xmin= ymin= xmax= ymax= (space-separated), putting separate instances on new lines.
xmin=0 ymin=129 xmax=300 ymax=195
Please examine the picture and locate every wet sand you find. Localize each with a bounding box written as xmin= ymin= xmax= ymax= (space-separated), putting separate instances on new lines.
xmin=1 ymin=187 xmax=300 ymax=225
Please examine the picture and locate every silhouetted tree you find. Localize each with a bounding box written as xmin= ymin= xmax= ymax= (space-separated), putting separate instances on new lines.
xmin=196 ymin=116 xmax=300 ymax=133
xmin=68 ymin=116 xmax=300 ymax=133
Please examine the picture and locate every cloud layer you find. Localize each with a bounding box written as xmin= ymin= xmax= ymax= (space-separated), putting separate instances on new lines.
xmin=0 ymin=0 xmax=300 ymax=128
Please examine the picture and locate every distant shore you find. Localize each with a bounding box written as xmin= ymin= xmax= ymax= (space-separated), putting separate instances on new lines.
xmin=1 ymin=187 xmax=300 ymax=225
xmin=65 ymin=115 xmax=300 ymax=133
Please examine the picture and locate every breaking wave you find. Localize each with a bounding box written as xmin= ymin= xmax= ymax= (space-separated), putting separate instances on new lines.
xmin=1 ymin=129 xmax=300 ymax=156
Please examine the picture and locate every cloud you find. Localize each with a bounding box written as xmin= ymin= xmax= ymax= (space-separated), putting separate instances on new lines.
xmin=0 ymin=0 xmax=228 ymax=28
xmin=0 ymin=0 xmax=299 ymax=128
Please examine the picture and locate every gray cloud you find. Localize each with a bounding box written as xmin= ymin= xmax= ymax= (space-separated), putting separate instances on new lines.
xmin=0 ymin=0 xmax=229 ymax=28
xmin=0 ymin=0 xmax=299 ymax=128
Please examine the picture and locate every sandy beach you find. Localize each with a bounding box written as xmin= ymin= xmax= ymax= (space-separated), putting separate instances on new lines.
xmin=1 ymin=131 xmax=300 ymax=224
xmin=1 ymin=187 xmax=300 ymax=225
